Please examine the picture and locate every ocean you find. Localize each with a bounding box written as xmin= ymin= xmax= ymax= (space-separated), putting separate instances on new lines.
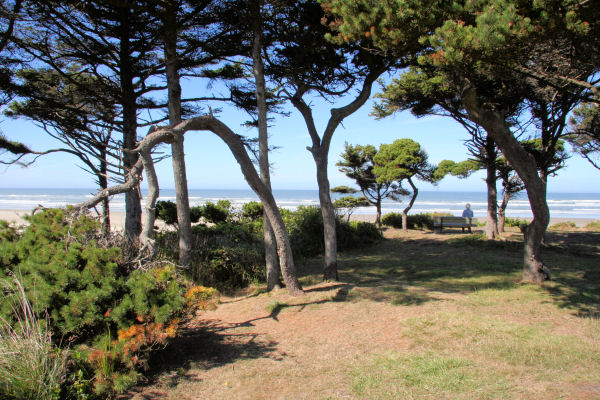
xmin=1 ymin=188 xmax=599 ymax=220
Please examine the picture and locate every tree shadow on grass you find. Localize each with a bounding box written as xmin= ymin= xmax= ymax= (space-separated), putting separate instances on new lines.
xmin=334 ymin=232 xmax=600 ymax=317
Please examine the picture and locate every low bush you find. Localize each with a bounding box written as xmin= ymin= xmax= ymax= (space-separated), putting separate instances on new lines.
xmin=503 ymin=217 xmax=529 ymax=227
xmin=281 ymin=206 xmax=382 ymax=259
xmin=381 ymin=212 xmax=437 ymax=230
xmin=200 ymin=201 xmax=230 ymax=224
xmin=0 ymin=209 xmax=193 ymax=398
xmin=241 ymin=201 xmax=263 ymax=221
xmin=155 ymin=200 xmax=178 ymax=225
xmin=156 ymin=222 xmax=265 ymax=291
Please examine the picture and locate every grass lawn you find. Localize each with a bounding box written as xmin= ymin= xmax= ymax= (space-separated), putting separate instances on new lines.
xmin=123 ymin=227 xmax=600 ymax=400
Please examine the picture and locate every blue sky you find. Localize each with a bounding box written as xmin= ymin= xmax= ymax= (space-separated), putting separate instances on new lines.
xmin=1 ymin=79 xmax=599 ymax=193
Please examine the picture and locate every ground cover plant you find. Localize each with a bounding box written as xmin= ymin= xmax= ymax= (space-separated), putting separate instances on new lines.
xmin=119 ymin=226 xmax=600 ymax=399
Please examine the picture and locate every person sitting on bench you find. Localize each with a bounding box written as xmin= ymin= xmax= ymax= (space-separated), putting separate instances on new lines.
xmin=462 ymin=203 xmax=473 ymax=233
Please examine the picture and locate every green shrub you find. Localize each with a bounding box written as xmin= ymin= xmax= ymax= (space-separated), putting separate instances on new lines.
xmin=156 ymin=222 xmax=265 ymax=291
xmin=503 ymin=217 xmax=529 ymax=227
xmin=381 ymin=212 xmax=436 ymax=230
xmin=155 ymin=200 xmax=178 ymax=225
xmin=381 ymin=213 xmax=403 ymax=228
xmin=190 ymin=206 xmax=202 ymax=223
xmin=201 ymin=201 xmax=230 ymax=224
xmin=0 ymin=209 xmax=191 ymax=398
xmin=281 ymin=206 xmax=381 ymax=259
xmin=241 ymin=201 xmax=264 ymax=221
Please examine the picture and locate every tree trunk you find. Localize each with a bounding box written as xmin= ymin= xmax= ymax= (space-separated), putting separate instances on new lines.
xmin=375 ymin=199 xmax=382 ymax=229
xmin=484 ymin=138 xmax=498 ymax=239
xmin=76 ymin=116 xmax=305 ymax=295
xmin=314 ymin=149 xmax=338 ymax=281
xmin=99 ymin=153 xmax=110 ymax=236
xmin=119 ymin=7 xmax=142 ymax=238
xmin=463 ymin=89 xmax=550 ymax=283
xmin=163 ymin=2 xmax=193 ymax=266
xmin=139 ymin=148 xmax=159 ymax=258
xmin=498 ymin=191 xmax=510 ymax=233
xmin=252 ymin=1 xmax=281 ymax=290
xmin=402 ymin=178 xmax=419 ymax=232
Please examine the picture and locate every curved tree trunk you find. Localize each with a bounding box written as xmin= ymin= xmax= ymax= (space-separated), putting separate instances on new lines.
xmin=183 ymin=117 xmax=304 ymax=295
xmin=75 ymin=116 xmax=305 ymax=295
xmin=463 ymin=89 xmax=550 ymax=283
xmin=252 ymin=1 xmax=281 ymax=290
xmin=139 ymin=148 xmax=159 ymax=258
xmin=402 ymin=178 xmax=419 ymax=232
xmin=314 ymin=149 xmax=338 ymax=281
xmin=485 ymin=138 xmax=499 ymax=239
xmin=163 ymin=2 xmax=193 ymax=266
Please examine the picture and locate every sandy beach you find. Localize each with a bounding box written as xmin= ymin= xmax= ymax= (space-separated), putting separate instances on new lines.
xmin=0 ymin=209 xmax=596 ymax=229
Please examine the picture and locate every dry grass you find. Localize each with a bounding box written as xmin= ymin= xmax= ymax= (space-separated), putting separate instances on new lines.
xmin=120 ymin=227 xmax=600 ymax=400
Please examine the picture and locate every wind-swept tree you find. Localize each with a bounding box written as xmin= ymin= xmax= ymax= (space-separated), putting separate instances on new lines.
xmin=373 ymin=139 xmax=434 ymax=232
xmin=6 ymin=67 xmax=121 ymax=234
xmin=335 ymin=143 xmax=404 ymax=228
xmin=263 ymin=0 xmax=394 ymax=280
xmin=20 ymin=0 xmax=166 ymax=238
xmin=326 ymin=0 xmax=596 ymax=283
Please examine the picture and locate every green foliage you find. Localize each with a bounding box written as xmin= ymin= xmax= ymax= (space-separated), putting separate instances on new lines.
xmin=155 ymin=200 xmax=178 ymax=225
xmin=503 ymin=217 xmax=529 ymax=227
xmin=381 ymin=213 xmax=437 ymax=230
xmin=159 ymin=222 xmax=265 ymax=291
xmin=241 ymin=201 xmax=264 ymax=221
xmin=373 ymin=138 xmax=433 ymax=183
xmin=282 ymin=206 xmax=382 ymax=259
xmin=0 ymin=209 xmax=190 ymax=398
xmin=333 ymin=196 xmax=371 ymax=221
xmin=200 ymin=201 xmax=230 ymax=224
xmin=331 ymin=185 xmax=359 ymax=194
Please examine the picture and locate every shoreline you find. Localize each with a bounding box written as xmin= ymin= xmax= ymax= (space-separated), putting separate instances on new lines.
xmin=1 ymin=209 xmax=597 ymax=229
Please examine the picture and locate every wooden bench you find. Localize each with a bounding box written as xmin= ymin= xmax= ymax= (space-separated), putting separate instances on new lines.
xmin=433 ymin=216 xmax=477 ymax=233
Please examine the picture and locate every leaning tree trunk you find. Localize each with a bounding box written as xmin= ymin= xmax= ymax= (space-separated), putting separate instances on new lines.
xmin=252 ymin=1 xmax=281 ymax=290
xmin=119 ymin=8 xmax=142 ymax=238
xmin=184 ymin=117 xmax=304 ymax=294
xmin=75 ymin=116 xmax=305 ymax=295
xmin=313 ymin=149 xmax=338 ymax=281
xmin=163 ymin=2 xmax=193 ymax=266
xmin=138 ymin=148 xmax=160 ymax=258
xmin=484 ymin=138 xmax=499 ymax=239
xmin=463 ymin=89 xmax=550 ymax=283
xmin=402 ymin=178 xmax=419 ymax=232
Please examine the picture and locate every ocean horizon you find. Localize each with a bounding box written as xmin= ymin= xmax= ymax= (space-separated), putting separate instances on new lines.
xmin=1 ymin=188 xmax=600 ymax=220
